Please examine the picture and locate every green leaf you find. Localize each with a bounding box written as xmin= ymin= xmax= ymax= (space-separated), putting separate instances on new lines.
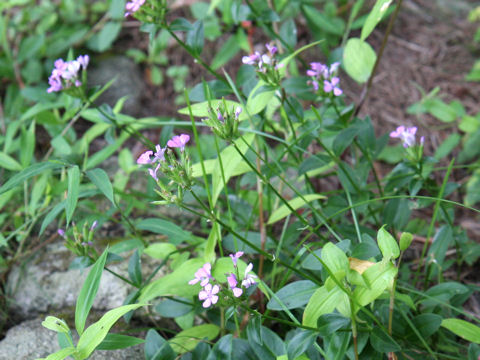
xmin=41 ymin=316 xmax=69 ymax=333
xmin=76 ymin=303 xmax=145 ymax=359
xmin=302 ymin=5 xmax=344 ymax=36
xmin=370 ymin=326 xmax=401 ymax=353
xmin=169 ymin=324 xmax=220 ymax=354
xmin=442 ymin=319 xmax=480 ymax=343
xmin=211 ymin=257 xmax=249 ymax=283
xmin=86 ymin=168 xmax=115 ymax=205
xmin=137 ymin=218 xmax=196 ymax=244
xmin=317 ymin=313 xmax=350 ymax=336
xmin=87 ymin=21 xmax=122 ymax=52
xmin=377 ymin=225 xmax=400 ymax=260
xmin=343 ymin=38 xmax=377 ymax=83
xmin=321 ymin=242 xmax=349 ymax=279
xmin=145 ymin=329 xmax=176 ymax=360
xmin=353 ymin=261 xmax=397 ymax=306
xmin=186 ymin=20 xmax=204 ymax=55
xmin=0 ymin=152 xmax=22 ymax=171
xmin=302 ymin=285 xmax=343 ymax=327
xmin=75 ymin=249 xmax=108 ymax=335
xmin=20 ymin=121 xmax=35 ymax=167
xmin=128 ymin=250 xmax=142 ymax=286
xmin=267 ymin=194 xmax=325 ymax=225
xmin=410 ymin=314 xmax=442 ymax=339
xmin=96 ymin=333 xmax=145 ymax=350
xmin=287 ymin=330 xmax=317 ymax=360
xmin=40 ymin=200 xmax=65 ymax=235
xmin=211 ymin=33 xmax=241 ymax=70
xmin=140 ymin=258 xmax=204 ymax=301
xmin=435 ymin=133 xmax=461 ymax=159
xmin=361 ymin=0 xmax=393 ymax=40
xmin=267 ymin=280 xmax=317 ymax=310
xmin=144 ymin=243 xmax=177 ymax=260
xmin=155 ymin=298 xmax=193 ymax=318
xmin=425 ymin=98 xmax=458 ymax=123
xmin=38 ymin=347 xmax=76 ymax=360
xmin=66 ymin=166 xmax=80 ymax=225
xmin=246 ymin=83 xmax=276 ymax=116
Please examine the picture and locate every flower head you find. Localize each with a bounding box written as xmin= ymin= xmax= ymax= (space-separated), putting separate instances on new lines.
xmin=229 ymin=251 xmax=244 ymax=267
xmin=77 ymin=55 xmax=89 ymax=70
xmin=198 ymin=283 xmax=220 ymax=308
xmin=390 ymin=126 xmax=418 ymax=148
xmin=324 ymin=77 xmax=343 ymax=96
xmin=227 ymin=273 xmax=243 ymax=297
xmin=241 ymin=263 xmax=257 ymax=288
xmin=47 ymin=56 xmax=88 ymax=93
xmin=148 ymin=163 xmax=161 ymax=181
xmin=152 ymin=145 xmax=166 ymax=163
xmin=189 ymin=263 xmax=212 ymax=287
xmin=234 ymin=107 xmax=242 ymax=120
xmin=137 ymin=150 xmax=153 ymax=165
xmin=167 ymin=134 xmax=190 ymax=152
xmin=307 ymin=61 xmax=342 ymax=96
xmin=57 ymin=229 xmax=66 ymax=238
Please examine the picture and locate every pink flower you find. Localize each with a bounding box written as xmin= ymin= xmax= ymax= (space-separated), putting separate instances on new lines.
xmin=242 ymin=52 xmax=261 ymax=65
xmin=148 ymin=163 xmax=160 ymax=181
xmin=77 ymin=55 xmax=89 ymax=70
xmin=241 ymin=263 xmax=257 ymax=288
xmin=229 ymin=251 xmax=244 ymax=267
xmin=137 ymin=150 xmax=153 ymax=164
xmin=390 ymin=126 xmax=417 ymax=148
xmin=152 ymin=145 xmax=166 ymax=163
xmin=227 ymin=273 xmax=243 ymax=297
xmin=266 ymin=43 xmax=277 ymax=56
xmin=189 ymin=263 xmax=212 ymax=286
xmin=167 ymin=134 xmax=190 ymax=152
xmin=198 ymin=283 xmax=220 ymax=308
xmin=323 ymin=77 xmax=342 ymax=96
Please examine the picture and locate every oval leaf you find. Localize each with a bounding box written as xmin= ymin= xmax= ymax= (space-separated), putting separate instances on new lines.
xmin=343 ymin=38 xmax=377 ymax=83
xmin=86 ymin=168 xmax=115 ymax=205
xmin=169 ymin=324 xmax=220 ymax=354
xmin=441 ymin=318 xmax=480 ymax=344
xmin=267 ymin=281 xmax=317 ymax=310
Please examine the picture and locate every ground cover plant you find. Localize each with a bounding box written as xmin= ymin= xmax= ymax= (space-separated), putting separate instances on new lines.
xmin=1 ymin=0 xmax=480 ymax=359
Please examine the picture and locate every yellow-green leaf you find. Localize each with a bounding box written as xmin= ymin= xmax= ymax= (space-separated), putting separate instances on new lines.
xmin=268 ymin=194 xmax=326 ymax=225
xmin=169 ymin=324 xmax=220 ymax=354
xmin=441 ymin=318 xmax=480 ymax=344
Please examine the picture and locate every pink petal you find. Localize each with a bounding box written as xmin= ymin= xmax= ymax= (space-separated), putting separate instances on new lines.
xmin=233 ymin=288 xmax=243 ymax=297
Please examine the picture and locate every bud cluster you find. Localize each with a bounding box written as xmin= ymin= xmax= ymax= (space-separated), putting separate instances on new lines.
xmin=58 ymin=220 xmax=97 ymax=257
xmin=242 ymin=43 xmax=284 ymax=86
xmin=47 ymin=55 xmax=89 ymax=96
xmin=203 ymin=100 xmax=242 ymax=141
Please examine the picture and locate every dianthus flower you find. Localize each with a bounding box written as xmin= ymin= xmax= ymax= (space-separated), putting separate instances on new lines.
xmin=167 ymin=134 xmax=190 ymax=152
xmin=198 ymin=283 xmax=220 ymax=308
xmin=241 ymin=263 xmax=257 ymax=288
xmin=227 ymin=273 xmax=243 ymax=298
xmin=189 ymin=263 xmax=212 ymax=287
xmin=229 ymin=251 xmax=244 ymax=267
xmin=390 ymin=126 xmax=420 ymax=148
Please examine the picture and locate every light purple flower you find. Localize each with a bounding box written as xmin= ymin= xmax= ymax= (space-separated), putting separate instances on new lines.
xmin=229 ymin=251 xmax=244 ymax=267
xmin=90 ymin=220 xmax=98 ymax=231
xmin=167 ymin=134 xmax=190 ymax=152
xmin=241 ymin=263 xmax=257 ymax=288
xmin=390 ymin=126 xmax=417 ymax=148
xmin=152 ymin=145 xmax=166 ymax=163
xmin=227 ymin=273 xmax=243 ymax=297
xmin=266 ymin=43 xmax=277 ymax=56
xmin=57 ymin=229 xmax=66 ymax=238
xmin=217 ymin=110 xmax=224 ymax=122
xmin=189 ymin=263 xmax=212 ymax=286
xmin=137 ymin=150 xmax=153 ymax=164
xmin=125 ymin=0 xmax=145 ymax=17
xmin=242 ymin=52 xmax=261 ymax=65
xmin=148 ymin=163 xmax=160 ymax=181
xmin=77 ymin=55 xmax=89 ymax=70
xmin=198 ymin=283 xmax=220 ymax=308
xmin=234 ymin=107 xmax=242 ymax=119
xmin=324 ymin=77 xmax=342 ymax=96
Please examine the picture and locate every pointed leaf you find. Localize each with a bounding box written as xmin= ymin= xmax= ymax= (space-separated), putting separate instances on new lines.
xmin=66 ymin=165 xmax=80 ymax=225
xmin=75 ymin=249 xmax=108 ymax=335
xmin=267 ymin=194 xmax=326 ymax=225
xmin=86 ymin=168 xmax=115 ymax=205
xmin=169 ymin=324 xmax=220 ymax=354
xmin=377 ymin=225 xmax=400 ymax=260
xmin=441 ymin=318 xmax=480 ymax=344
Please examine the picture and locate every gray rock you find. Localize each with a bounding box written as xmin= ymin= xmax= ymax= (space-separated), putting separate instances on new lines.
xmin=0 ymin=319 xmax=144 ymax=360
xmin=6 ymin=243 xmax=131 ymax=319
xmin=88 ymin=56 xmax=145 ymax=116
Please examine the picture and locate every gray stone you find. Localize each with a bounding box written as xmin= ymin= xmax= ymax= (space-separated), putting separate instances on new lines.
xmin=6 ymin=243 xmax=131 ymax=319
xmin=88 ymin=56 xmax=145 ymax=116
xmin=0 ymin=319 xmax=143 ymax=360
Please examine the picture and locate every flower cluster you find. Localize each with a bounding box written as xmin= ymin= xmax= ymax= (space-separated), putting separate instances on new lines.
xmin=125 ymin=0 xmax=145 ymax=17
xmin=47 ymin=55 xmax=89 ymax=94
xmin=58 ymin=220 xmax=97 ymax=257
xmin=203 ymin=100 xmax=242 ymax=141
xmin=189 ymin=252 xmax=258 ymax=308
xmin=242 ymin=43 xmax=283 ymax=85
xmin=390 ymin=126 xmax=424 ymax=148
xmin=306 ymin=61 xmax=343 ymax=96
xmin=137 ymin=133 xmax=193 ymax=202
